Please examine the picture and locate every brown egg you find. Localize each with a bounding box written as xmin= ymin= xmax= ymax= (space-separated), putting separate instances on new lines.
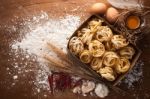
xmin=90 ymin=3 xmax=107 ymax=14
xmin=106 ymin=7 xmax=119 ymax=23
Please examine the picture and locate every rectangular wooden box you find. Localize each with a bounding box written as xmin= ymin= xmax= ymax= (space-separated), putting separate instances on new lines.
xmin=67 ymin=15 xmax=142 ymax=86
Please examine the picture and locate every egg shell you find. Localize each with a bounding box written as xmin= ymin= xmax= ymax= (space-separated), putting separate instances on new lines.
xmin=90 ymin=3 xmax=108 ymax=14
xmin=105 ymin=7 xmax=119 ymax=23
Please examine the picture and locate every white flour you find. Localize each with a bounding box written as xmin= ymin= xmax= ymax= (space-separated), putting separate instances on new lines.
xmin=122 ymin=60 xmax=144 ymax=89
xmin=10 ymin=12 xmax=81 ymax=95
xmin=11 ymin=13 xmax=80 ymax=56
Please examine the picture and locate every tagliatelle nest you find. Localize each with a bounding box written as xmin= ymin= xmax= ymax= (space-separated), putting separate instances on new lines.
xmin=96 ymin=26 xmax=113 ymax=42
xmin=90 ymin=57 xmax=103 ymax=71
xmin=89 ymin=40 xmax=105 ymax=57
xmin=119 ymin=46 xmax=135 ymax=59
xmin=98 ymin=67 xmax=116 ymax=81
xmin=111 ymin=35 xmax=129 ymax=49
xmin=115 ymin=57 xmax=131 ymax=74
xmin=102 ymin=51 xmax=119 ymax=67
xmin=77 ymin=28 xmax=91 ymax=38
xmin=80 ymin=50 xmax=92 ymax=63
xmin=88 ymin=18 xmax=104 ymax=32
xmin=69 ymin=37 xmax=84 ymax=55
xmin=78 ymin=28 xmax=92 ymax=45
xmin=80 ymin=32 xmax=94 ymax=45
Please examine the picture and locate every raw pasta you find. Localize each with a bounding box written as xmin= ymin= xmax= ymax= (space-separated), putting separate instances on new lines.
xmin=103 ymin=51 xmax=119 ymax=67
xmin=111 ymin=35 xmax=129 ymax=49
xmin=88 ymin=19 xmax=103 ymax=33
xmin=119 ymin=46 xmax=135 ymax=59
xmin=69 ymin=37 xmax=84 ymax=55
xmin=80 ymin=32 xmax=94 ymax=45
xmin=95 ymin=26 xmax=113 ymax=42
xmin=91 ymin=57 xmax=103 ymax=71
xmin=89 ymin=40 xmax=105 ymax=57
xmin=77 ymin=28 xmax=91 ymax=37
xmin=98 ymin=67 xmax=116 ymax=81
xmin=115 ymin=57 xmax=130 ymax=74
xmin=80 ymin=50 xmax=93 ymax=63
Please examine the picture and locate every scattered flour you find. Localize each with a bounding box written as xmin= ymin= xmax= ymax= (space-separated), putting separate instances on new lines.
xmin=122 ymin=60 xmax=144 ymax=89
xmin=13 ymin=75 xmax=18 ymax=80
xmin=9 ymin=11 xmax=81 ymax=95
xmin=11 ymin=13 xmax=80 ymax=57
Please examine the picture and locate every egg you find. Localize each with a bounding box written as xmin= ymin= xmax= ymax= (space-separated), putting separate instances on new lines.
xmin=126 ymin=15 xmax=141 ymax=29
xmin=90 ymin=3 xmax=107 ymax=14
xmin=105 ymin=7 xmax=119 ymax=23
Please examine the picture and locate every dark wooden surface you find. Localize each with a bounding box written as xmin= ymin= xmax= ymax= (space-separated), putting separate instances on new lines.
xmin=0 ymin=0 xmax=150 ymax=99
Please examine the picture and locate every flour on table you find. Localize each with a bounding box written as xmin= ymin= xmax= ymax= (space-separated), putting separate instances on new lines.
xmin=13 ymin=75 xmax=18 ymax=80
xmin=121 ymin=60 xmax=144 ymax=89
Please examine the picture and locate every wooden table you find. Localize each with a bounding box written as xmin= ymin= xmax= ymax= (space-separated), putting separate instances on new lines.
xmin=0 ymin=0 xmax=150 ymax=99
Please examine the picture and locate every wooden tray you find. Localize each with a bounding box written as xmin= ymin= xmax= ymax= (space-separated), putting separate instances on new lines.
xmin=67 ymin=15 xmax=142 ymax=86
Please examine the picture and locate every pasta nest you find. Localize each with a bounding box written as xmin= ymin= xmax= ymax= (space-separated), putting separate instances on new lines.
xmin=88 ymin=19 xmax=103 ymax=33
xmin=89 ymin=40 xmax=105 ymax=57
xmin=111 ymin=35 xmax=129 ymax=49
xmin=115 ymin=57 xmax=131 ymax=74
xmin=90 ymin=57 xmax=103 ymax=71
xmin=77 ymin=28 xmax=91 ymax=38
xmin=96 ymin=26 xmax=113 ymax=42
xmin=80 ymin=31 xmax=94 ymax=45
xmin=69 ymin=37 xmax=84 ymax=55
xmin=119 ymin=46 xmax=135 ymax=59
xmin=98 ymin=67 xmax=116 ymax=81
xmin=80 ymin=50 xmax=93 ymax=63
xmin=103 ymin=51 xmax=119 ymax=67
